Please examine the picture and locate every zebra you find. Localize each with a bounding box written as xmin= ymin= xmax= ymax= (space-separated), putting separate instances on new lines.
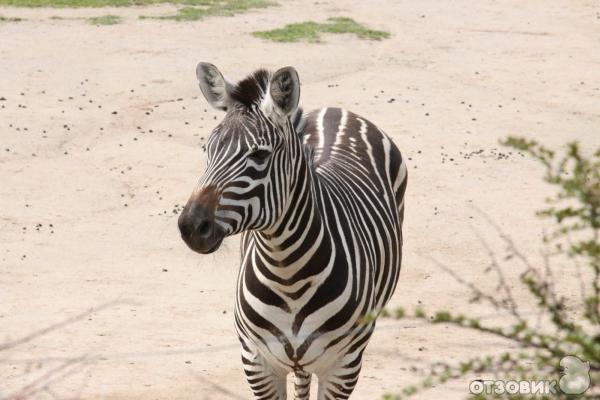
xmin=178 ymin=63 xmax=407 ymax=400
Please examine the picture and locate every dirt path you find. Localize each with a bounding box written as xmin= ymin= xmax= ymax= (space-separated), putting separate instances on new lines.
xmin=1 ymin=0 xmax=599 ymax=398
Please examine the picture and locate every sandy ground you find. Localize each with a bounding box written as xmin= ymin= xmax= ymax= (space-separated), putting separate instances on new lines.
xmin=1 ymin=0 xmax=599 ymax=399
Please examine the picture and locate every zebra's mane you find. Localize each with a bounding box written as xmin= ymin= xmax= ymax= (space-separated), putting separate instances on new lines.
xmin=230 ymin=68 xmax=306 ymax=134
xmin=291 ymin=107 xmax=306 ymax=134
xmin=229 ymin=69 xmax=271 ymax=108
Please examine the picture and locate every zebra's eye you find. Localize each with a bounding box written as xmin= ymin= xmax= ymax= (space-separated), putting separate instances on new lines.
xmin=247 ymin=149 xmax=271 ymax=163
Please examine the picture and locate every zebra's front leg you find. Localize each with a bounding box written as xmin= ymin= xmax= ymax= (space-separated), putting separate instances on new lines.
xmin=317 ymin=352 xmax=363 ymax=400
xmin=240 ymin=342 xmax=287 ymax=400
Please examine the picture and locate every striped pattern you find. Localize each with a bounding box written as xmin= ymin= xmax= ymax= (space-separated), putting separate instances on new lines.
xmin=182 ymin=69 xmax=406 ymax=399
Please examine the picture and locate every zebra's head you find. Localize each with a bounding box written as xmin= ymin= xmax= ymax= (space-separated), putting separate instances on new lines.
xmin=178 ymin=63 xmax=303 ymax=254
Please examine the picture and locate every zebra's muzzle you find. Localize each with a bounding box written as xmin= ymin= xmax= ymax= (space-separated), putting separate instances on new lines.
xmin=178 ymin=188 xmax=224 ymax=254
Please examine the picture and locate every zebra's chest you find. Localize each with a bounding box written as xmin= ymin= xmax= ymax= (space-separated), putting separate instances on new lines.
xmin=235 ymin=276 xmax=354 ymax=371
xmin=236 ymin=233 xmax=376 ymax=370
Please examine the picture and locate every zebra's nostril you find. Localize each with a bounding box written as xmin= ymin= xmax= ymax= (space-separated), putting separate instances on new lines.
xmin=196 ymin=220 xmax=212 ymax=237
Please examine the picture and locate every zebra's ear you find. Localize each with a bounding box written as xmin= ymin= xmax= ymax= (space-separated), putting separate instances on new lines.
xmin=196 ymin=62 xmax=234 ymax=111
xmin=263 ymin=66 xmax=300 ymax=120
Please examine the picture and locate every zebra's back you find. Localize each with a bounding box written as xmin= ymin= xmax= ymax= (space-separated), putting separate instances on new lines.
xmin=303 ymin=108 xmax=406 ymax=212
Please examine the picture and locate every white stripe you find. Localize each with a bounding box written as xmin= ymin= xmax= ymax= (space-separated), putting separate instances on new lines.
xmin=315 ymin=108 xmax=327 ymax=159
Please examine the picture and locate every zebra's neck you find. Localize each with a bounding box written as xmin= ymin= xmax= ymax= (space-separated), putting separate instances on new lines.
xmin=253 ymin=139 xmax=330 ymax=276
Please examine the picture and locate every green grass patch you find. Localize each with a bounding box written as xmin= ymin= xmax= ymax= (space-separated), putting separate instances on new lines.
xmin=49 ymin=15 xmax=85 ymax=19
xmin=1 ymin=0 xmax=139 ymax=6
xmin=0 ymin=0 xmax=267 ymax=7
xmin=0 ymin=15 xmax=24 ymax=21
xmin=87 ymin=14 xmax=121 ymax=24
xmin=139 ymin=0 xmax=276 ymax=21
xmin=253 ymin=17 xmax=390 ymax=42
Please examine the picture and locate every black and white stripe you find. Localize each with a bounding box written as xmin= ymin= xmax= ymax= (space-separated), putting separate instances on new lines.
xmin=178 ymin=64 xmax=407 ymax=399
